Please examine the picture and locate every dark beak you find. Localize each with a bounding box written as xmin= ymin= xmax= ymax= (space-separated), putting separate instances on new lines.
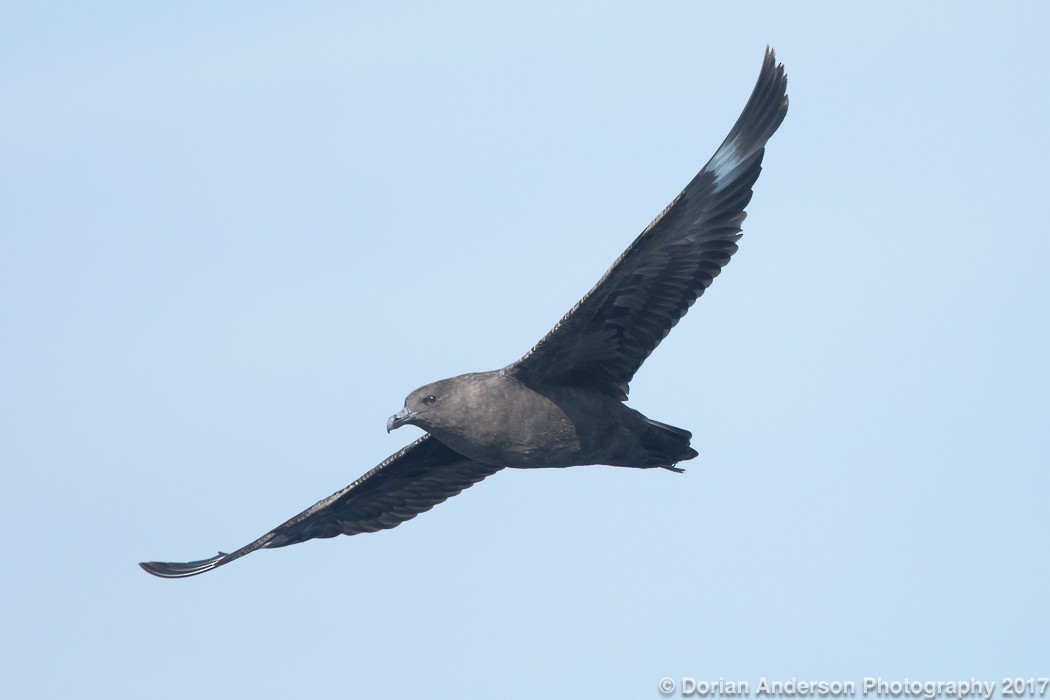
xmin=386 ymin=407 xmax=417 ymax=433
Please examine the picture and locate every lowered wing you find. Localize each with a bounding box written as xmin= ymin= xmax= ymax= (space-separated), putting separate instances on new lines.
xmin=140 ymin=434 xmax=502 ymax=578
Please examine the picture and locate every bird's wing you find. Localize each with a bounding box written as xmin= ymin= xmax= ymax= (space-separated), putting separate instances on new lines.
xmin=508 ymin=49 xmax=788 ymax=399
xmin=139 ymin=434 xmax=502 ymax=578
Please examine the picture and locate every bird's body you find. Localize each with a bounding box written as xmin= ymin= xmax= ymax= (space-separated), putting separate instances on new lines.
xmin=140 ymin=49 xmax=789 ymax=578
xmin=397 ymin=371 xmax=697 ymax=469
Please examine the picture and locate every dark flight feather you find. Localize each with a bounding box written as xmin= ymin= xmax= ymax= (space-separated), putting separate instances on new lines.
xmin=139 ymin=435 xmax=500 ymax=578
xmin=510 ymin=48 xmax=788 ymax=399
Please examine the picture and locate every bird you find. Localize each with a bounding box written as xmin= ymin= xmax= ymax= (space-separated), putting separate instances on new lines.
xmin=140 ymin=48 xmax=788 ymax=578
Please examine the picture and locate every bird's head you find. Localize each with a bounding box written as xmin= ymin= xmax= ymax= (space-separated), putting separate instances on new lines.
xmin=387 ymin=377 xmax=461 ymax=434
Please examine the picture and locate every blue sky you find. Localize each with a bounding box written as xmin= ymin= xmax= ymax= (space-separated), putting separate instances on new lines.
xmin=2 ymin=2 xmax=1048 ymax=698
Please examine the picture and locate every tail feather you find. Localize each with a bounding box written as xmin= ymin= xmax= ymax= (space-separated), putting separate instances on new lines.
xmin=644 ymin=418 xmax=698 ymax=470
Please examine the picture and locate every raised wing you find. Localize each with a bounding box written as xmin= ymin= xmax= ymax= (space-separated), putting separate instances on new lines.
xmin=508 ymin=49 xmax=788 ymax=399
xmin=139 ymin=434 xmax=502 ymax=578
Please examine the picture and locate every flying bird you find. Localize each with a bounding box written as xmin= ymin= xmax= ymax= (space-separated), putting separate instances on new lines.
xmin=140 ymin=49 xmax=788 ymax=578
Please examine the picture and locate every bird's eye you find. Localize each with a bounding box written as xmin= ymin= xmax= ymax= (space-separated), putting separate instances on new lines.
xmin=423 ymin=395 xmax=438 ymax=406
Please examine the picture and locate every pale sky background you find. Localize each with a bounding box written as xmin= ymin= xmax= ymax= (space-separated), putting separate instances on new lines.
xmin=2 ymin=3 xmax=1049 ymax=698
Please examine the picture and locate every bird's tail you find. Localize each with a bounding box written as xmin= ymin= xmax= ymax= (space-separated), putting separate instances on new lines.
xmin=643 ymin=418 xmax=698 ymax=472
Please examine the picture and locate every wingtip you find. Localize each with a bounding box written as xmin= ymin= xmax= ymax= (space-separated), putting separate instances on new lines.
xmin=704 ymin=47 xmax=788 ymax=193
xmin=139 ymin=552 xmax=228 ymax=579
xmin=764 ymin=45 xmax=784 ymax=73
